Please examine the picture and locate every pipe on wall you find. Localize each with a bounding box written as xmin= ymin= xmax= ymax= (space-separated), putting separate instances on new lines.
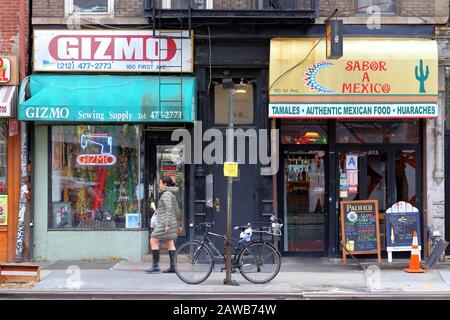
xmin=15 ymin=0 xmax=29 ymax=261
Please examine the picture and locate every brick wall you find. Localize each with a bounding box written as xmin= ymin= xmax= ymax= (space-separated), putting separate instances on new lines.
xmin=398 ymin=0 xmax=436 ymax=17
xmin=33 ymin=0 xmax=64 ymax=17
xmin=320 ymin=0 xmax=355 ymax=17
xmin=30 ymin=0 xmax=448 ymax=20
xmin=115 ymin=0 xmax=142 ymax=17
xmin=0 ymin=0 xmax=29 ymax=72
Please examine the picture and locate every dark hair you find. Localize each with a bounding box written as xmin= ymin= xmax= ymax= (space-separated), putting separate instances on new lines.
xmin=161 ymin=175 xmax=176 ymax=187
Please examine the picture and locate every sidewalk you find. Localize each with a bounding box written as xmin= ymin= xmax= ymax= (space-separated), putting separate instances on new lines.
xmin=1 ymin=257 xmax=450 ymax=298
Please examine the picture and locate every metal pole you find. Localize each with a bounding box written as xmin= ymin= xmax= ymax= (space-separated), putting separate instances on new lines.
xmin=224 ymin=89 xmax=234 ymax=285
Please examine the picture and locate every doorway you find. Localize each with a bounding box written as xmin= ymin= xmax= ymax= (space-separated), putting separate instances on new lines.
xmin=282 ymin=149 xmax=328 ymax=254
xmin=207 ymin=76 xmax=258 ymax=237
xmin=278 ymin=119 xmax=329 ymax=255
xmin=145 ymin=130 xmax=189 ymax=245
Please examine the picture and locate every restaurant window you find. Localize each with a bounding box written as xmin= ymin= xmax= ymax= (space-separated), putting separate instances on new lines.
xmin=50 ymin=125 xmax=143 ymax=230
xmin=67 ymin=0 xmax=113 ymax=14
xmin=337 ymin=121 xmax=419 ymax=144
xmin=395 ymin=150 xmax=417 ymax=207
xmin=281 ymin=119 xmax=328 ymax=144
xmin=214 ymin=83 xmax=254 ymax=125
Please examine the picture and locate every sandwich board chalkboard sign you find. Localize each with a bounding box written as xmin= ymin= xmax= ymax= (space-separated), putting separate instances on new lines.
xmin=340 ymin=200 xmax=381 ymax=264
xmin=385 ymin=201 xmax=421 ymax=263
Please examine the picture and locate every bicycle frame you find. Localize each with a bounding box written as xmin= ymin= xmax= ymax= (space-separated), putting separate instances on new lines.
xmin=198 ymin=230 xmax=248 ymax=270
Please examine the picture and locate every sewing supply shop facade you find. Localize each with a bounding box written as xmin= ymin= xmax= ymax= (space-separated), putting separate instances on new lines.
xmin=269 ymin=38 xmax=439 ymax=257
xmin=18 ymin=29 xmax=196 ymax=261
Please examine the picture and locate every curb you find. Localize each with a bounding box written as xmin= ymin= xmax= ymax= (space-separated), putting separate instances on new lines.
xmin=302 ymin=291 xmax=450 ymax=300
xmin=0 ymin=290 xmax=303 ymax=300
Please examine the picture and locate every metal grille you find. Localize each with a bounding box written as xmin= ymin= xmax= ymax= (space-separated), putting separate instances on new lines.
xmin=152 ymin=0 xmax=315 ymax=10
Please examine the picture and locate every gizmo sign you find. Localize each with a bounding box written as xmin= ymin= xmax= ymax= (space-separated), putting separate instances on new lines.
xmin=33 ymin=30 xmax=193 ymax=73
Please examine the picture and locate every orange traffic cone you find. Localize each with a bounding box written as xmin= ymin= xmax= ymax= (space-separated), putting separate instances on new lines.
xmin=404 ymin=231 xmax=426 ymax=273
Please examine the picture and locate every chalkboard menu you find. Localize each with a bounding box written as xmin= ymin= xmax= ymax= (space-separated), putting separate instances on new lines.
xmin=340 ymin=200 xmax=381 ymax=264
xmin=385 ymin=202 xmax=421 ymax=250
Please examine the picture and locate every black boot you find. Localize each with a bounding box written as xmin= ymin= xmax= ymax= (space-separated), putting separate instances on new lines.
xmin=163 ymin=250 xmax=176 ymax=273
xmin=145 ymin=250 xmax=160 ymax=273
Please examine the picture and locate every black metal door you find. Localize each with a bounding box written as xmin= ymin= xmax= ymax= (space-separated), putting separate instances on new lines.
xmin=210 ymin=162 xmax=258 ymax=237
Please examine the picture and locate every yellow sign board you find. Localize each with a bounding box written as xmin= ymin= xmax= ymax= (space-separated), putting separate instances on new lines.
xmin=269 ymin=38 xmax=438 ymax=119
xmin=0 ymin=56 xmax=19 ymax=86
xmin=224 ymin=162 xmax=238 ymax=177
xmin=0 ymin=195 xmax=7 ymax=226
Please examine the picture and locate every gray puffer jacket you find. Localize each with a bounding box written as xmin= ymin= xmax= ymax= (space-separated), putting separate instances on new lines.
xmin=151 ymin=186 xmax=179 ymax=240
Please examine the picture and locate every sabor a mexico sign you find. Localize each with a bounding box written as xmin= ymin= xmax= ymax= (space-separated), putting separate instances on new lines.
xmin=33 ymin=30 xmax=193 ymax=73
xmin=269 ymin=38 xmax=438 ymax=119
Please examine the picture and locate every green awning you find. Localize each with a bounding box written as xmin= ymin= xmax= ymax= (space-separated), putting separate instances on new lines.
xmin=18 ymin=74 xmax=196 ymax=122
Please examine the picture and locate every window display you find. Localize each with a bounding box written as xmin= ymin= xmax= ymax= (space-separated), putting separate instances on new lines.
xmin=50 ymin=125 xmax=143 ymax=230
xmin=281 ymin=120 xmax=327 ymax=145
xmin=337 ymin=121 xmax=419 ymax=144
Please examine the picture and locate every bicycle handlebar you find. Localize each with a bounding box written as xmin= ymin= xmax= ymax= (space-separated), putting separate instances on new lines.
xmin=190 ymin=220 xmax=283 ymax=236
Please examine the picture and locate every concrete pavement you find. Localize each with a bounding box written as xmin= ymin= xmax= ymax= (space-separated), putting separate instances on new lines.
xmin=1 ymin=257 xmax=450 ymax=299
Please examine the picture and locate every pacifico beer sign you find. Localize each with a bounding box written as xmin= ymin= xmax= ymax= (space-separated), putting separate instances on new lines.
xmin=269 ymin=38 xmax=438 ymax=119
xmin=33 ymin=30 xmax=193 ymax=73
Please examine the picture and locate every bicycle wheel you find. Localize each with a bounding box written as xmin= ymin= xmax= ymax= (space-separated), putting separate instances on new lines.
xmin=238 ymin=241 xmax=281 ymax=284
xmin=174 ymin=241 xmax=214 ymax=284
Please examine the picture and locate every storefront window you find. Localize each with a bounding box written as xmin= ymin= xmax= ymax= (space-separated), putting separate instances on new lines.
xmin=0 ymin=121 xmax=7 ymax=194
xmin=338 ymin=150 xmax=388 ymax=212
xmin=50 ymin=125 xmax=143 ymax=230
xmin=281 ymin=120 xmax=328 ymax=144
xmin=156 ymin=145 xmax=186 ymax=236
xmin=337 ymin=121 xmax=419 ymax=144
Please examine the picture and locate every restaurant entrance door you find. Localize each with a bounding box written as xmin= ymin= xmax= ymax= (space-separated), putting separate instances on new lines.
xmin=282 ymin=149 xmax=328 ymax=254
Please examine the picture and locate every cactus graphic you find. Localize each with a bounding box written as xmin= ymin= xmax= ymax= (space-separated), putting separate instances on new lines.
xmin=415 ymin=59 xmax=429 ymax=93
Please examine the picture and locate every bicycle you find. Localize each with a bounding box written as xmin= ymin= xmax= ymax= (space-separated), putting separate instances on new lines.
xmin=174 ymin=216 xmax=283 ymax=285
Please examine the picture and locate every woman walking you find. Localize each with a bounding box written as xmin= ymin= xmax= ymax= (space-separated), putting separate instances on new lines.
xmin=146 ymin=176 xmax=179 ymax=273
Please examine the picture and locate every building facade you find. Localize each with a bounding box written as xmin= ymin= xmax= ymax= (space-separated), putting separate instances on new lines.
xmin=24 ymin=0 xmax=448 ymax=261
xmin=0 ymin=0 xmax=29 ymax=262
